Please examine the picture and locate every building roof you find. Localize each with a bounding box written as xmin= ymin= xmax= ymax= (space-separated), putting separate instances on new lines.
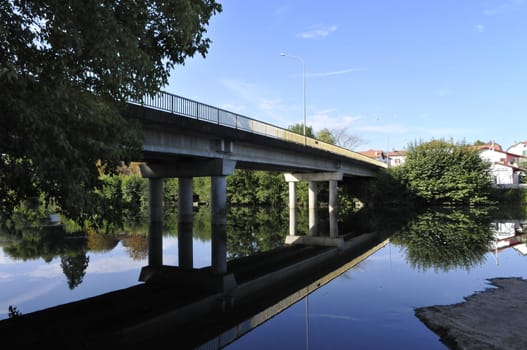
xmin=358 ymin=149 xmax=385 ymax=158
xmin=472 ymin=143 xmax=504 ymax=152
xmin=387 ymin=150 xmax=406 ymax=157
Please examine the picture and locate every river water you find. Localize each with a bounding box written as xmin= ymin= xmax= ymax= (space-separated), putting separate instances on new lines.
xmin=0 ymin=206 xmax=526 ymax=349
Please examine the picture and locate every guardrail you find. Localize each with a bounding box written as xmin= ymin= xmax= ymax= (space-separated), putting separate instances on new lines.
xmin=130 ymin=91 xmax=386 ymax=168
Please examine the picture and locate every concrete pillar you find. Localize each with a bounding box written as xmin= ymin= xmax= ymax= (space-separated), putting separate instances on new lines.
xmin=148 ymin=178 xmax=163 ymax=267
xmin=329 ymin=180 xmax=338 ymax=238
xmin=288 ymin=181 xmax=297 ymax=236
xmin=308 ymin=181 xmax=318 ymax=236
xmin=178 ymin=177 xmax=193 ymax=269
xmin=211 ymin=175 xmax=228 ymax=274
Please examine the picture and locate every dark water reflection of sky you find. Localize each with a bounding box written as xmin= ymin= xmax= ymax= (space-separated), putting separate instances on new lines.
xmin=1 ymin=220 xmax=527 ymax=349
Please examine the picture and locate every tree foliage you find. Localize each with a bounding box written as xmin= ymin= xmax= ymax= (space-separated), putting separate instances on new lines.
xmin=288 ymin=123 xmax=314 ymax=138
xmin=402 ymin=139 xmax=493 ymax=206
xmin=227 ymin=169 xmax=287 ymax=207
xmin=0 ymin=0 xmax=222 ymax=222
xmin=316 ymin=128 xmax=335 ymax=144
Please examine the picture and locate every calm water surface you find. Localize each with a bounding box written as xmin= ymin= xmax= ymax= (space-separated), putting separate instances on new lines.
xmin=1 ymin=208 xmax=526 ymax=349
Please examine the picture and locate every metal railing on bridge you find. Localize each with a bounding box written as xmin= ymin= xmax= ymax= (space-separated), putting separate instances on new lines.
xmin=130 ymin=91 xmax=385 ymax=168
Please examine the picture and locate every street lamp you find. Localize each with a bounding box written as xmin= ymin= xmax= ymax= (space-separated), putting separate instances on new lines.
xmin=280 ymin=52 xmax=306 ymax=146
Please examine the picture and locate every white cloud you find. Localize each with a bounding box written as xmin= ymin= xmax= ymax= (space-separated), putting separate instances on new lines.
xmin=475 ymin=24 xmax=485 ymax=33
xmin=220 ymin=79 xmax=298 ymax=126
xmin=310 ymin=313 xmax=356 ymax=321
xmin=0 ymin=280 xmax=61 ymax=314
xmin=259 ymin=98 xmax=288 ymax=112
xmin=483 ymin=0 xmax=524 ymax=15
xmin=305 ymin=108 xmax=364 ymax=133
xmin=221 ymin=79 xmax=261 ymax=104
xmin=220 ymin=103 xmax=246 ymax=113
xmin=355 ymin=123 xmax=409 ymax=134
xmin=297 ymin=25 xmax=337 ymax=39
xmin=28 ymin=262 xmax=63 ymax=278
xmin=308 ymin=68 xmax=362 ymax=78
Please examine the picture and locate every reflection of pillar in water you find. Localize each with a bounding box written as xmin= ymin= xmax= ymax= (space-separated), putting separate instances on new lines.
xmin=289 ymin=181 xmax=297 ymax=236
xmin=211 ymin=175 xmax=227 ymax=274
xmin=329 ymin=180 xmax=338 ymax=238
xmin=308 ymin=181 xmax=318 ymax=236
xmin=178 ymin=177 xmax=193 ymax=269
xmin=148 ymin=178 xmax=163 ymax=267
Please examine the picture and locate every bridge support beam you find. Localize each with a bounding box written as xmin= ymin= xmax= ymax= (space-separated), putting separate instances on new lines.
xmin=211 ymin=175 xmax=228 ymax=274
xmin=178 ymin=177 xmax=194 ymax=270
xmin=329 ymin=179 xmax=338 ymax=238
xmin=288 ymin=181 xmax=297 ymax=236
xmin=308 ymin=181 xmax=318 ymax=236
xmin=148 ymin=178 xmax=164 ymax=267
xmin=284 ymin=171 xmax=343 ymax=246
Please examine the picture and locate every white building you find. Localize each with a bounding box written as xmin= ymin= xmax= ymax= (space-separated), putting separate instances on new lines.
xmin=477 ymin=143 xmax=526 ymax=186
xmin=387 ymin=150 xmax=406 ymax=167
xmin=508 ymin=141 xmax=527 ymax=158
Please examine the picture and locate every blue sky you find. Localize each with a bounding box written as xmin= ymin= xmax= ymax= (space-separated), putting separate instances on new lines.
xmin=167 ymin=0 xmax=527 ymax=152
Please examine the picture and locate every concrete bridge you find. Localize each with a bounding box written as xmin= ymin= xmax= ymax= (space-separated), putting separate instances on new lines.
xmin=122 ymin=91 xmax=387 ymax=288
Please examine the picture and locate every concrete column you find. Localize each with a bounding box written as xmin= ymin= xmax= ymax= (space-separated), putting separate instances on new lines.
xmin=308 ymin=181 xmax=318 ymax=236
xmin=288 ymin=181 xmax=297 ymax=236
xmin=148 ymin=178 xmax=163 ymax=267
xmin=329 ymin=180 xmax=338 ymax=238
xmin=211 ymin=175 xmax=228 ymax=274
xmin=178 ymin=177 xmax=193 ymax=269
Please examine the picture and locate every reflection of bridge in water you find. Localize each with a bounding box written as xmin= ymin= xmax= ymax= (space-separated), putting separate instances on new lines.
xmin=196 ymin=237 xmax=389 ymax=350
xmin=0 ymin=231 xmax=390 ymax=349
xmin=490 ymin=220 xmax=527 ymax=262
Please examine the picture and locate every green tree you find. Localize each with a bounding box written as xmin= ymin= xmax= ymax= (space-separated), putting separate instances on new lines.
xmin=402 ymin=139 xmax=492 ymax=206
xmin=316 ymin=128 xmax=335 ymax=144
xmin=0 ymin=0 xmax=222 ymax=223
xmin=227 ymin=169 xmax=259 ymax=205
xmin=288 ymin=123 xmax=314 ymax=138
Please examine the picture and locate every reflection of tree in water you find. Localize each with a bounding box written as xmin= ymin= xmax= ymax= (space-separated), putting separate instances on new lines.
xmin=60 ymin=253 xmax=89 ymax=289
xmin=227 ymin=206 xmax=287 ymax=259
xmin=392 ymin=208 xmax=494 ymax=272
xmin=121 ymin=235 xmax=148 ymax=260
xmin=87 ymin=230 xmax=119 ymax=252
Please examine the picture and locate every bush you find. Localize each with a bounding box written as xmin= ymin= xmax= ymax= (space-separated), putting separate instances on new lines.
xmin=402 ymin=139 xmax=493 ymax=206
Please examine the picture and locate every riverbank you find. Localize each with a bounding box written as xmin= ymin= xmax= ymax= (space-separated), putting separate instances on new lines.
xmin=415 ymin=277 xmax=527 ymax=349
